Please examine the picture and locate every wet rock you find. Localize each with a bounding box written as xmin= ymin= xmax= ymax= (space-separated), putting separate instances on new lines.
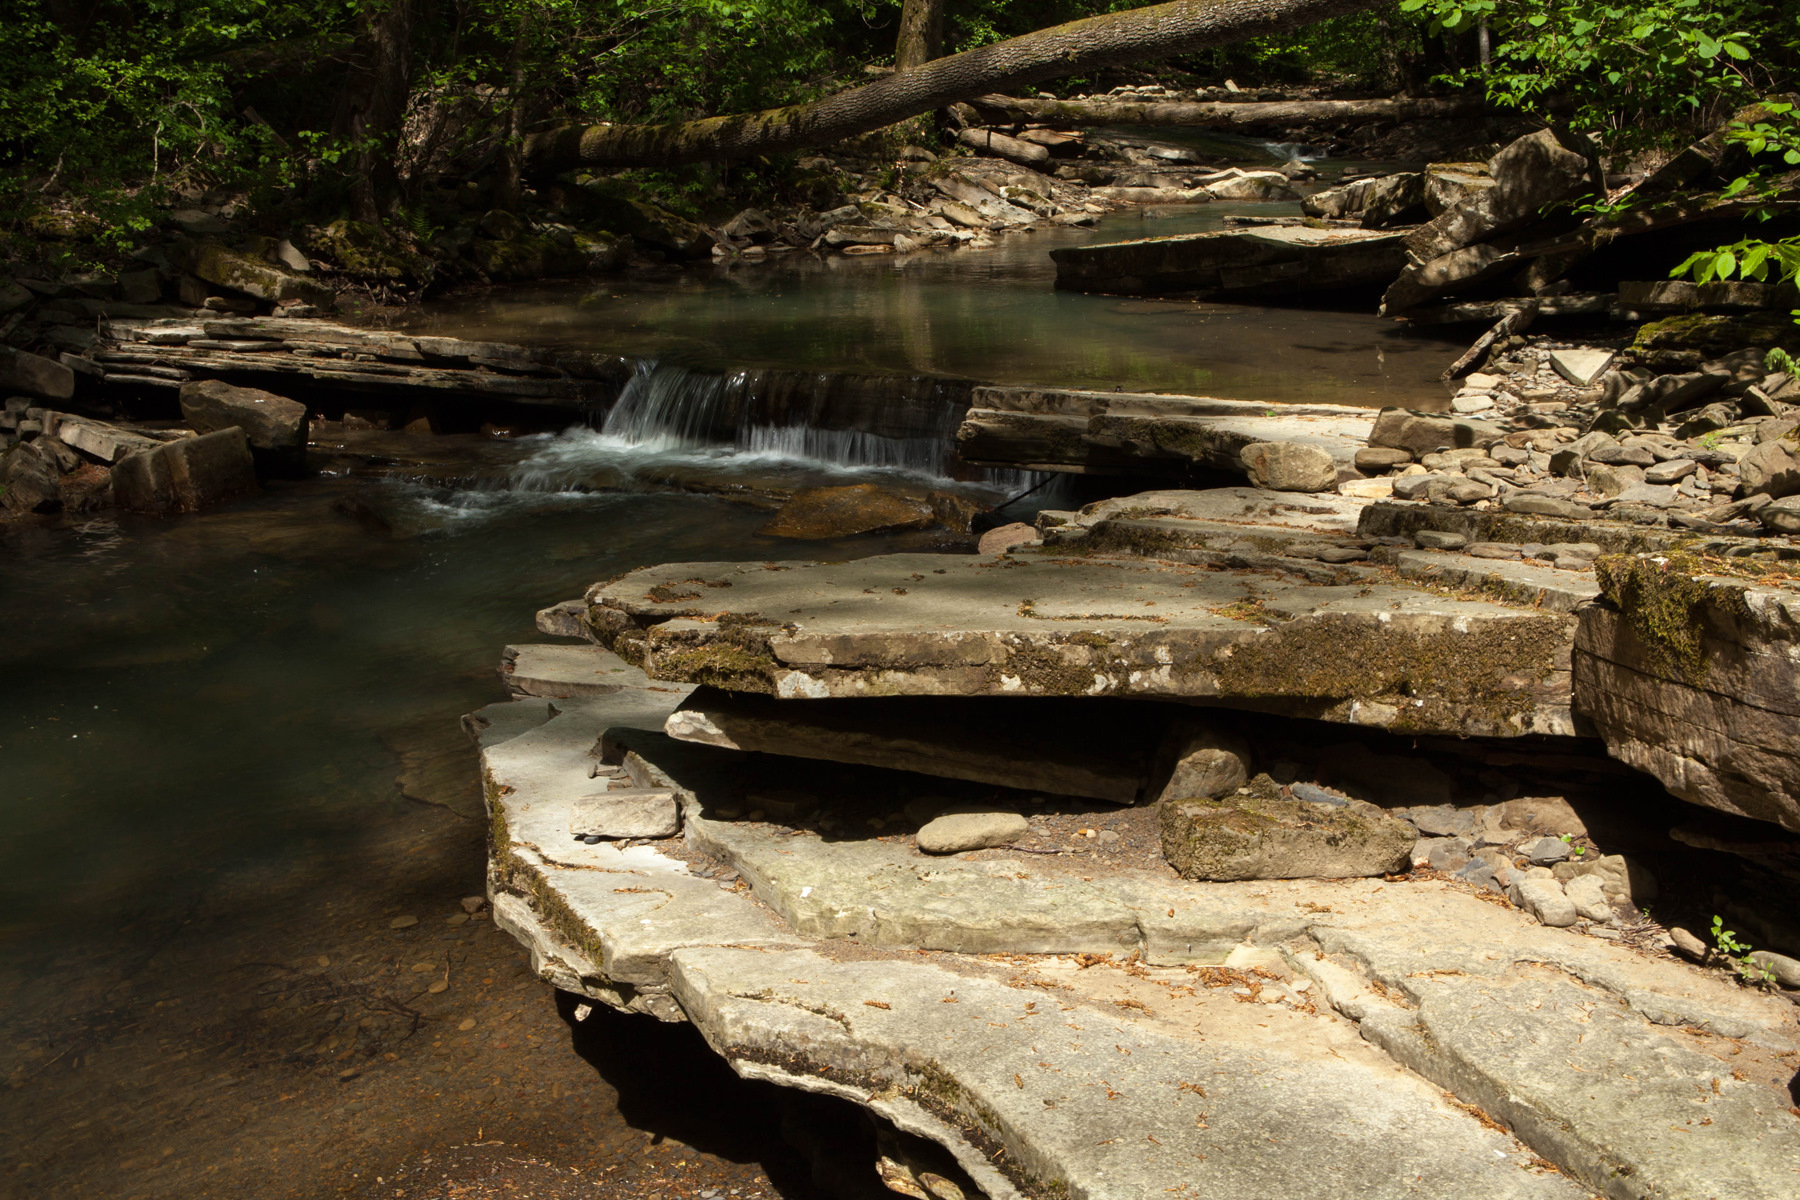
xmin=110 ymin=426 xmax=258 ymax=514
xmin=916 ymin=809 xmax=1029 ymax=854
xmin=977 ymin=521 xmax=1040 ymax=555
xmin=2 ymin=440 xmax=62 ymax=513
xmin=1205 ymin=171 xmax=1300 ymax=201
xmin=1241 ymin=441 xmax=1337 ymax=492
xmin=178 ymin=379 xmax=308 ymax=471
xmin=1513 ymin=875 xmax=1577 ymax=926
xmin=0 ymin=347 xmax=76 ymax=401
xmin=761 ymin=484 xmax=937 ymax=539
xmin=1160 ymin=790 xmax=1414 ymax=881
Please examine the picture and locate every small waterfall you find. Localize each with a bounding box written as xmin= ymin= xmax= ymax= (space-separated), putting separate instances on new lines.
xmin=597 ymin=361 xmax=977 ymax=477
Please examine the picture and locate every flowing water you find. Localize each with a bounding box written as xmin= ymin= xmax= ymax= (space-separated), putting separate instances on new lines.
xmin=3 ymin=167 xmax=1466 ymax=1198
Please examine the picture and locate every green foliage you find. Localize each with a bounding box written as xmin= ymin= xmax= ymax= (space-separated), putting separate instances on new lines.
xmin=1397 ymin=0 xmax=1780 ymax=149
xmin=1709 ymin=914 xmax=1777 ymax=986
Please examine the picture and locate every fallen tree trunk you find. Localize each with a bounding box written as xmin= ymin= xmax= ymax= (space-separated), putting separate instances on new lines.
xmin=966 ymin=92 xmax=1485 ymax=129
xmin=524 ymin=0 xmax=1387 ymax=173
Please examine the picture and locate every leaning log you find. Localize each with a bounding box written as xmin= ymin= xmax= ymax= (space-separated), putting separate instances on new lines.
xmin=966 ymin=92 xmax=1485 ymax=130
xmin=524 ymin=0 xmax=1388 ymax=172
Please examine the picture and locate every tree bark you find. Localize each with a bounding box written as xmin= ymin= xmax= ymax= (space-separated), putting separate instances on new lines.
xmin=966 ymin=91 xmax=1484 ymax=130
xmin=895 ymin=0 xmax=944 ymax=71
xmin=525 ymin=0 xmax=1388 ymax=173
xmin=495 ymin=13 xmax=533 ymax=210
xmin=334 ymin=0 xmax=417 ymax=221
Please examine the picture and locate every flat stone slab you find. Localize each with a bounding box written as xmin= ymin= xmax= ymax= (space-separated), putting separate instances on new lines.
xmin=957 ymin=387 xmax=1374 ymax=478
xmin=500 ymin=642 xmax=658 ymax=698
xmin=581 ymin=550 xmax=1577 ymax=737
xmin=1050 ymin=224 xmax=1408 ymax=298
xmin=482 ymin=695 xmax=1800 ymax=1200
xmin=1375 ymin=547 xmax=1602 ymax=614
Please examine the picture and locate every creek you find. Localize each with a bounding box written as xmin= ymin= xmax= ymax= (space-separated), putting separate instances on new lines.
xmin=1 ymin=179 xmax=1462 ymax=1199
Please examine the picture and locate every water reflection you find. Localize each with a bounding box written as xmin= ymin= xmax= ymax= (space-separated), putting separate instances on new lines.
xmin=405 ymin=200 xmax=1464 ymax=409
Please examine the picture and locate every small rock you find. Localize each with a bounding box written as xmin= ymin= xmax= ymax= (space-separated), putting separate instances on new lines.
xmin=1747 ymin=950 xmax=1800 ymax=988
xmin=978 ymin=521 xmax=1040 ymax=555
xmin=457 ymin=1017 xmax=478 ymax=1032
xmin=1549 ymin=348 xmax=1614 ymax=386
xmin=1409 ymin=804 xmax=1476 ymax=837
xmin=1520 ymin=835 xmax=1573 ymax=865
xmin=917 ymin=810 xmax=1029 ymax=854
xmin=1452 ymin=857 xmax=1499 ymax=893
xmin=1424 ymin=837 xmax=1473 ymax=873
xmin=1515 ymin=876 xmax=1578 ymax=927
xmin=1289 ymin=782 xmax=1348 ymax=807
xmin=1451 ymin=393 xmax=1495 ymax=414
xmin=1413 ymin=529 xmax=1468 ymax=550
xmin=1562 ymin=873 xmax=1612 ymax=922
xmin=1465 ymin=541 xmax=1522 ymax=559
xmin=460 ymin=895 xmax=487 ymax=914
xmin=1644 ymin=458 xmax=1698 ymax=485
xmin=1669 ymin=926 xmax=1709 ymax=962
xmin=389 ymin=915 xmax=419 ymax=929
xmin=1355 ymin=446 xmax=1413 ymax=472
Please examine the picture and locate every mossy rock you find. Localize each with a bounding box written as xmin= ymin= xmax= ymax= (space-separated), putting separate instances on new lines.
xmin=1593 ymin=553 xmax=1750 ymax=686
xmin=468 ymin=234 xmax=561 ymax=282
xmin=1159 ymin=776 xmax=1414 ymax=881
xmin=546 ymin=186 xmax=713 ymax=257
xmin=1631 ymin=312 xmax=1791 ymax=359
xmin=303 ymin=219 xmax=435 ymax=286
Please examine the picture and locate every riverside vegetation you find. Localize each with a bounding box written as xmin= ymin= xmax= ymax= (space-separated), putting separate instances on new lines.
xmin=7 ymin=3 xmax=1800 ymax=1200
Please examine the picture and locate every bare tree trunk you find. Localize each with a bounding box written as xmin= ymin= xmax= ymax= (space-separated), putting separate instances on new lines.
xmin=335 ymin=0 xmax=417 ymax=221
xmin=895 ymin=0 xmax=943 ymax=71
xmin=495 ymin=13 xmax=531 ymax=210
xmin=967 ymin=92 xmax=1484 ymax=129
xmin=525 ymin=0 xmax=1388 ymax=173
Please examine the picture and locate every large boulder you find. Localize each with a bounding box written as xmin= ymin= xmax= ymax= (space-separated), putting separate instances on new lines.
xmin=1381 ymin=129 xmax=1600 ymax=314
xmin=112 ymin=427 xmax=258 ymax=514
xmin=1421 ymin=162 xmax=1494 ymax=217
xmin=1160 ymin=781 xmax=1415 ymax=881
xmin=1738 ymin=425 xmax=1800 ymax=498
xmin=2 ymin=441 xmax=62 ymax=513
xmin=1368 ymin=408 xmax=1502 ymax=457
xmin=1240 ymin=441 xmax=1337 ymax=492
xmin=0 ymin=347 xmax=75 ymax=401
xmin=179 ymin=379 xmax=309 ymax=473
xmin=170 ymin=240 xmax=334 ymax=308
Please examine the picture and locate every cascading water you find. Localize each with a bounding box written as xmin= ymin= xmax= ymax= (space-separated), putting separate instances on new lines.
xmin=597 ymin=361 xmax=974 ymax=474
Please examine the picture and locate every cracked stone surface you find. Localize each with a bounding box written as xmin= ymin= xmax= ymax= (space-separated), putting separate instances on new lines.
xmin=480 ymin=686 xmax=1800 ymax=1200
xmin=578 ymin=550 xmax=1577 ymax=737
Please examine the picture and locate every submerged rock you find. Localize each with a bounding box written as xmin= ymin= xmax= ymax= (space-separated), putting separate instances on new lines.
xmin=760 ymin=483 xmax=938 ymax=539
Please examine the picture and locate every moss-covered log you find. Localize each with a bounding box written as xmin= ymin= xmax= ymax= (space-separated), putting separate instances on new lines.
xmin=524 ymin=0 xmax=1388 ymax=173
xmin=967 ymin=91 xmax=1485 ymax=129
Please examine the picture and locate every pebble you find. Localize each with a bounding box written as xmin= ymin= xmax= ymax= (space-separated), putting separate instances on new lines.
xmin=918 ymin=810 xmax=1029 ymax=853
xmin=458 ymin=1018 xmax=478 ymax=1032
xmin=389 ymin=915 xmax=419 ymax=930
xmin=428 ymin=980 xmax=449 ymax=994
xmin=445 ymin=912 xmax=469 ymax=926
xmin=1290 ymin=782 xmax=1348 ymax=807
